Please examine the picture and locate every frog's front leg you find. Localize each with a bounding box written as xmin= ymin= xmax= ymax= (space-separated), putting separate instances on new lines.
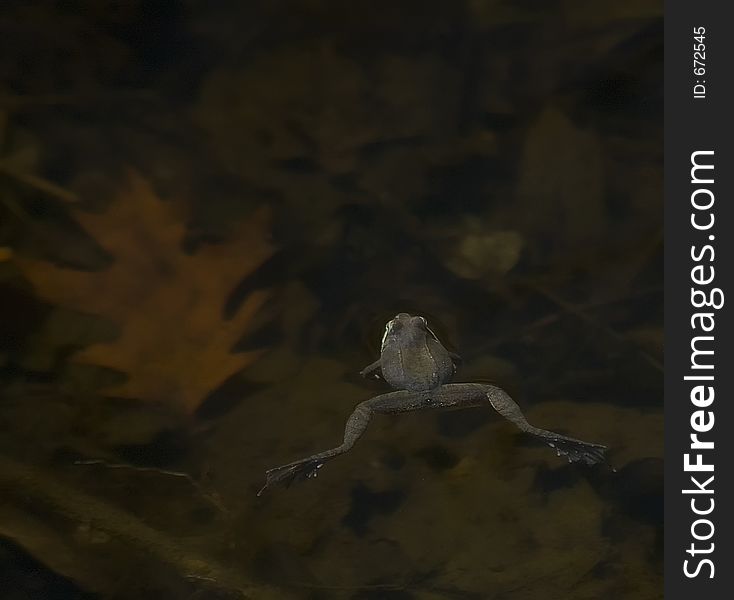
xmin=359 ymin=359 xmax=382 ymax=380
xmin=427 ymin=383 xmax=609 ymax=466
xmin=258 ymin=390 xmax=429 ymax=495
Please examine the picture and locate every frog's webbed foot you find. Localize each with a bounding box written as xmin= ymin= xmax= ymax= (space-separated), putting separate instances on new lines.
xmin=257 ymin=458 xmax=325 ymax=496
xmin=542 ymin=434 xmax=608 ymax=466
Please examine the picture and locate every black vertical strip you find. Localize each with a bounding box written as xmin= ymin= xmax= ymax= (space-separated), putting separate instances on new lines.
xmin=665 ymin=1 xmax=734 ymax=597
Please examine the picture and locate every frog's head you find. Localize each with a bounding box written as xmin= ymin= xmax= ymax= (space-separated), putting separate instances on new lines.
xmin=380 ymin=312 xmax=438 ymax=352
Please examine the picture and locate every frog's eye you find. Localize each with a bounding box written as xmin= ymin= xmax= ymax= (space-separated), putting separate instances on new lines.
xmin=415 ymin=316 xmax=441 ymax=341
xmin=381 ymin=318 xmax=406 ymax=350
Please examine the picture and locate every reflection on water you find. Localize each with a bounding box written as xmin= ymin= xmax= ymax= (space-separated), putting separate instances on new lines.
xmin=0 ymin=1 xmax=662 ymax=598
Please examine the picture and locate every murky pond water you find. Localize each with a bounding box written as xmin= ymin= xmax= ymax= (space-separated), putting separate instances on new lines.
xmin=0 ymin=2 xmax=662 ymax=598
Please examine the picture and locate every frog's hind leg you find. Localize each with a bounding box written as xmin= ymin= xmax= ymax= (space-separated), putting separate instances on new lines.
xmin=481 ymin=384 xmax=608 ymax=466
xmin=258 ymin=403 xmax=374 ymax=495
xmin=431 ymin=383 xmax=609 ymax=467
xmin=258 ymin=390 xmax=428 ymax=495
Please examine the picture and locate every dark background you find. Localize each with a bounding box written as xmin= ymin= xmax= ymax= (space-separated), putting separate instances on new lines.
xmin=1 ymin=1 xmax=662 ymax=598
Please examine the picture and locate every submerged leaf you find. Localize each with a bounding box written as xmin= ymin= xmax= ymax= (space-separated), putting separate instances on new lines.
xmin=18 ymin=173 xmax=274 ymax=413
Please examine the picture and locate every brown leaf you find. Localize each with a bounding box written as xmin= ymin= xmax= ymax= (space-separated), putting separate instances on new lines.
xmin=18 ymin=172 xmax=274 ymax=413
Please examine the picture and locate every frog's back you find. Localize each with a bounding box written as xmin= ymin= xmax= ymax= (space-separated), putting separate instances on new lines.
xmin=381 ymin=329 xmax=454 ymax=392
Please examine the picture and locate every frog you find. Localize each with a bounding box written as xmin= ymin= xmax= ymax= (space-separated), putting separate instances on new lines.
xmin=258 ymin=312 xmax=608 ymax=495
xmin=360 ymin=312 xmax=458 ymax=392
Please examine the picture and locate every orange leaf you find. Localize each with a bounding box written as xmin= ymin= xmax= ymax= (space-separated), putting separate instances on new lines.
xmin=18 ymin=172 xmax=274 ymax=413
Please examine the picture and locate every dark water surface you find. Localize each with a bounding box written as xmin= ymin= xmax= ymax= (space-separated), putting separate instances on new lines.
xmin=0 ymin=2 xmax=662 ymax=598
